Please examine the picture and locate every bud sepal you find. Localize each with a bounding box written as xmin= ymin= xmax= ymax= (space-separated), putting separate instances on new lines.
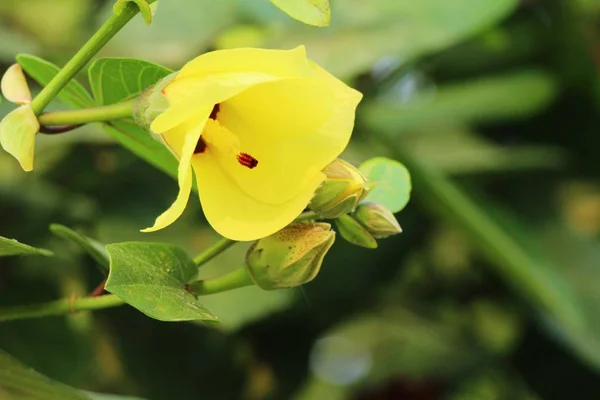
xmin=353 ymin=202 xmax=402 ymax=239
xmin=309 ymin=159 xmax=368 ymax=218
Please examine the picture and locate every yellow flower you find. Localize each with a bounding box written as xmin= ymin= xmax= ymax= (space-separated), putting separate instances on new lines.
xmin=141 ymin=46 xmax=362 ymax=241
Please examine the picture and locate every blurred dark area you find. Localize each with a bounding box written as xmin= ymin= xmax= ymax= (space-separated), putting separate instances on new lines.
xmin=2 ymin=0 xmax=600 ymax=399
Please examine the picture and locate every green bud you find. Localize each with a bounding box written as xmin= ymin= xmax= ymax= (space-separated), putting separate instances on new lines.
xmin=335 ymin=214 xmax=377 ymax=249
xmin=133 ymin=72 xmax=176 ymax=133
xmin=309 ymin=159 xmax=368 ymax=218
xmin=246 ymin=223 xmax=335 ymax=290
xmin=353 ymin=202 xmax=402 ymax=239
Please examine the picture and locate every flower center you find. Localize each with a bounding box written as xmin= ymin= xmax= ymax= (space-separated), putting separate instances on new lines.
xmin=193 ymin=103 xmax=259 ymax=169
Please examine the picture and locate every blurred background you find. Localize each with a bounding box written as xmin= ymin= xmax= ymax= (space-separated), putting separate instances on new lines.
xmin=1 ymin=0 xmax=600 ymax=398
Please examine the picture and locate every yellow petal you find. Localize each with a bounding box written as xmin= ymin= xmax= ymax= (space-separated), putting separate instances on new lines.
xmin=1 ymin=64 xmax=32 ymax=105
xmin=192 ymin=154 xmax=325 ymax=241
xmin=141 ymin=121 xmax=205 ymax=232
xmin=214 ymin=78 xmax=350 ymax=205
xmin=150 ymin=75 xmax=275 ymax=134
xmin=175 ymin=46 xmax=313 ymax=83
xmin=0 ymin=104 xmax=39 ymax=171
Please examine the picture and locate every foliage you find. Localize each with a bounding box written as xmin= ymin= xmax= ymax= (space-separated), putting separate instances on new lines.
xmin=1 ymin=0 xmax=600 ymax=399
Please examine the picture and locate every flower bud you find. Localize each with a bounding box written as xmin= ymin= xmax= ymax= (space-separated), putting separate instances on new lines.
xmin=1 ymin=64 xmax=32 ymax=105
xmin=335 ymin=214 xmax=377 ymax=249
xmin=133 ymin=73 xmax=175 ymax=134
xmin=246 ymin=222 xmax=335 ymax=290
xmin=353 ymin=202 xmax=402 ymax=239
xmin=0 ymin=104 xmax=39 ymax=171
xmin=309 ymin=159 xmax=368 ymax=218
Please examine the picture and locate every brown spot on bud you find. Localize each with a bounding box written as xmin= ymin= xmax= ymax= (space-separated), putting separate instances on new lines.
xmin=237 ymin=152 xmax=258 ymax=169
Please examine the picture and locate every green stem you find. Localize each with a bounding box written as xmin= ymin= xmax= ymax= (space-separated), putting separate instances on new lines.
xmin=29 ymin=2 xmax=145 ymax=115
xmin=295 ymin=211 xmax=319 ymax=222
xmin=187 ymin=268 xmax=254 ymax=295
xmin=0 ymin=294 xmax=125 ymax=322
xmin=38 ymin=100 xmax=135 ymax=126
xmin=193 ymin=237 xmax=236 ymax=266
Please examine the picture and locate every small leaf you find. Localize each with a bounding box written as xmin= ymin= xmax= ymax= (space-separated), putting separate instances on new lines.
xmin=105 ymin=242 xmax=218 ymax=322
xmin=0 ymin=105 xmax=40 ymax=171
xmin=360 ymin=157 xmax=412 ymax=213
xmin=113 ymin=0 xmax=154 ymax=25
xmin=16 ymin=54 xmax=94 ymax=108
xmin=0 ymin=236 xmax=52 ymax=257
xmin=50 ymin=224 xmax=109 ymax=270
xmin=88 ymin=58 xmax=172 ymax=106
xmin=269 ymin=0 xmax=331 ymax=27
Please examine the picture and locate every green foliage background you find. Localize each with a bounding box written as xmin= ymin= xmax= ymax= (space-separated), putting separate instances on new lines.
xmin=1 ymin=0 xmax=600 ymax=398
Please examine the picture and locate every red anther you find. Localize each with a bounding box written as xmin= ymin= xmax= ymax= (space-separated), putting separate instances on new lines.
xmin=237 ymin=152 xmax=258 ymax=169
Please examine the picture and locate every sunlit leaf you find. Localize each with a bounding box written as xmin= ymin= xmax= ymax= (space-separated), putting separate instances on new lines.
xmin=359 ymin=157 xmax=411 ymax=213
xmin=269 ymin=0 xmax=330 ymax=27
xmin=105 ymin=242 xmax=218 ymax=322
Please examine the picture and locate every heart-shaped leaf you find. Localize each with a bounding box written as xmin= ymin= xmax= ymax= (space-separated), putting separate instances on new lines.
xmin=105 ymin=242 xmax=218 ymax=322
xmin=360 ymin=157 xmax=411 ymax=213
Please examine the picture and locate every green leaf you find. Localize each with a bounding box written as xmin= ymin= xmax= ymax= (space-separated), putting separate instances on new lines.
xmin=0 ymin=349 xmax=88 ymax=400
xmin=269 ymin=0 xmax=331 ymax=27
xmin=359 ymin=157 xmax=411 ymax=213
xmin=16 ymin=54 xmax=94 ymax=108
xmin=88 ymin=58 xmax=172 ymax=106
xmin=49 ymin=224 xmax=109 ymax=270
xmin=0 ymin=236 xmax=52 ymax=257
xmin=0 ymin=349 xmax=149 ymax=400
xmin=87 ymin=58 xmax=177 ymax=178
xmin=105 ymin=242 xmax=218 ymax=322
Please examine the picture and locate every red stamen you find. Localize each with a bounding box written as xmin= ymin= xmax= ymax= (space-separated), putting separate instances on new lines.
xmin=237 ymin=153 xmax=258 ymax=169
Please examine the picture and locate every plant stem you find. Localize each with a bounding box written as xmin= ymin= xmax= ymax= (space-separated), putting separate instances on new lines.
xmin=0 ymin=294 xmax=125 ymax=322
xmin=193 ymin=237 xmax=236 ymax=266
xmin=29 ymin=2 xmax=144 ymax=115
xmin=187 ymin=268 xmax=254 ymax=296
xmin=38 ymin=100 xmax=135 ymax=126
xmin=295 ymin=211 xmax=319 ymax=222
